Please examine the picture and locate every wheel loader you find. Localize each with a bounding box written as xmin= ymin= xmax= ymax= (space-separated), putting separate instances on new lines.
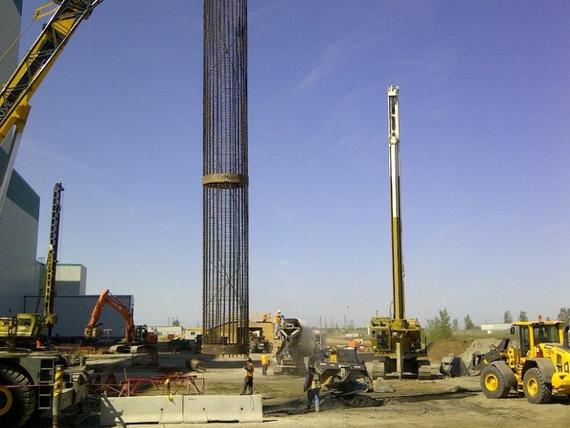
xmin=480 ymin=319 xmax=570 ymax=403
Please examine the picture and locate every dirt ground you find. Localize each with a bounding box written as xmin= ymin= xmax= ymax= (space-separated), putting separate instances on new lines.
xmin=66 ymin=352 xmax=570 ymax=428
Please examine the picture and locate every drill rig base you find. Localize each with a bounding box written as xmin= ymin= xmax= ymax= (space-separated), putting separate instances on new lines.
xmin=367 ymin=356 xmax=429 ymax=379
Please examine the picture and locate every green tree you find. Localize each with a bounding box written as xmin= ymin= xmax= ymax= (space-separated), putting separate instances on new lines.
xmin=464 ymin=314 xmax=476 ymax=330
xmin=427 ymin=308 xmax=453 ymax=340
xmin=452 ymin=318 xmax=459 ymax=331
xmin=558 ymin=308 xmax=570 ymax=325
xmin=503 ymin=310 xmax=513 ymax=323
xmin=518 ymin=311 xmax=528 ymax=322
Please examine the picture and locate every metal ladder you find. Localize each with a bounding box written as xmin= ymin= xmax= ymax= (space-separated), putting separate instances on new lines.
xmin=38 ymin=359 xmax=55 ymax=409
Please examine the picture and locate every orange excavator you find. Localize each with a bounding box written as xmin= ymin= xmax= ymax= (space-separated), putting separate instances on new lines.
xmin=85 ymin=289 xmax=158 ymax=363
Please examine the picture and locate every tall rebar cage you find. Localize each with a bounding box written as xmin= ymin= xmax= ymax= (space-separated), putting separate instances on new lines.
xmin=202 ymin=0 xmax=249 ymax=355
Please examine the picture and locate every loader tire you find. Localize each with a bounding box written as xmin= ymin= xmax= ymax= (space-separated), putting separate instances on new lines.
xmin=0 ymin=366 xmax=36 ymax=427
xmin=523 ymin=367 xmax=552 ymax=404
xmin=481 ymin=364 xmax=510 ymax=399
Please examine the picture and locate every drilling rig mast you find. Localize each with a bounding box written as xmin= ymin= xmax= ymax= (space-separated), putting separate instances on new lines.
xmin=367 ymin=85 xmax=428 ymax=379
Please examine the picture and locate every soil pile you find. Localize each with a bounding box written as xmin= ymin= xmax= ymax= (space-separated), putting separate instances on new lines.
xmin=427 ymin=339 xmax=471 ymax=363
xmin=459 ymin=338 xmax=500 ymax=366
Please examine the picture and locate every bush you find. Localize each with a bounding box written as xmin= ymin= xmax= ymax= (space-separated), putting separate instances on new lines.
xmin=427 ymin=308 xmax=453 ymax=340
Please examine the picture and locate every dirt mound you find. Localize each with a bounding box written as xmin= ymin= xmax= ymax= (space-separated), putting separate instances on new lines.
xmin=459 ymin=338 xmax=500 ymax=366
xmin=427 ymin=339 xmax=471 ymax=363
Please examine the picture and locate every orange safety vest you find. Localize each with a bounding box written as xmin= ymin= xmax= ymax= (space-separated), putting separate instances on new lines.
xmin=261 ymin=354 xmax=271 ymax=366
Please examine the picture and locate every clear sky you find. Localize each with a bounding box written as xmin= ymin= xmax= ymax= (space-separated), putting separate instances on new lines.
xmin=13 ymin=0 xmax=570 ymax=328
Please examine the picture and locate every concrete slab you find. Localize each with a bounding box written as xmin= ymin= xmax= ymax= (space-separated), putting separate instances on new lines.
xmin=183 ymin=395 xmax=263 ymax=423
xmin=100 ymin=394 xmax=263 ymax=426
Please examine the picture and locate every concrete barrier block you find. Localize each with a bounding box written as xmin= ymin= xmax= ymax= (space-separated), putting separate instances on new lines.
xmin=183 ymin=394 xmax=263 ymax=423
xmin=100 ymin=395 xmax=183 ymax=426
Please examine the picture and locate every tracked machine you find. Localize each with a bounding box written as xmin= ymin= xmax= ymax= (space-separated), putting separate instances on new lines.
xmin=367 ymin=85 xmax=429 ymax=380
xmin=84 ymin=289 xmax=158 ymax=364
xmin=480 ymin=319 xmax=570 ymax=403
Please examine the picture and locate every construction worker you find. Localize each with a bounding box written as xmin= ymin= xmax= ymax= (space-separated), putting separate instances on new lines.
xmin=303 ymin=365 xmax=321 ymax=412
xmin=274 ymin=310 xmax=283 ymax=337
xmin=241 ymin=357 xmax=254 ymax=395
xmin=261 ymin=353 xmax=271 ymax=375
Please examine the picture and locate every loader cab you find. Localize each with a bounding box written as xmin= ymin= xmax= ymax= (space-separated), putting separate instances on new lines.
xmin=510 ymin=324 xmax=531 ymax=356
xmin=533 ymin=324 xmax=559 ymax=345
xmin=510 ymin=321 xmax=567 ymax=358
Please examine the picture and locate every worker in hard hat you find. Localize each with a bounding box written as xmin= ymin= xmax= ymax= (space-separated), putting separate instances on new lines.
xmin=303 ymin=365 xmax=321 ymax=412
xmin=274 ymin=310 xmax=283 ymax=337
xmin=241 ymin=357 xmax=255 ymax=395
xmin=260 ymin=353 xmax=271 ymax=375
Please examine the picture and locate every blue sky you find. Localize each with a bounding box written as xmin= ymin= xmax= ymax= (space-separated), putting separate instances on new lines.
xmin=13 ymin=0 xmax=570 ymax=328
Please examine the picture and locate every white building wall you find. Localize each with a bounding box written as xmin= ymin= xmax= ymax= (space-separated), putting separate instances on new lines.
xmin=55 ymin=264 xmax=87 ymax=295
xmin=481 ymin=323 xmax=512 ymax=334
xmin=0 ymin=185 xmax=39 ymax=315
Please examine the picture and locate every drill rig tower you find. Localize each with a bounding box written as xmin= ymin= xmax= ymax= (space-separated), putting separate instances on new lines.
xmin=368 ymin=85 xmax=427 ymax=379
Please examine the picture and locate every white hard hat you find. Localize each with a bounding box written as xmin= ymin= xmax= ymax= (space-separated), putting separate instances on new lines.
xmin=277 ymin=310 xmax=281 ymax=313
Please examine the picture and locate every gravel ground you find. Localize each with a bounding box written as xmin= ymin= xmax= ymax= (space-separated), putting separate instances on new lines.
xmin=47 ymin=351 xmax=570 ymax=427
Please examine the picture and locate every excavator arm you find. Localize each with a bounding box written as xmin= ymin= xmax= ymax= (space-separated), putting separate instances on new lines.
xmin=85 ymin=288 xmax=135 ymax=342
xmin=0 ymin=0 xmax=103 ymax=214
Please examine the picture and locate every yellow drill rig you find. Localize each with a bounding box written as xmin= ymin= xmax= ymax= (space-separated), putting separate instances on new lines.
xmin=367 ymin=85 xmax=428 ymax=380
xmin=481 ymin=318 xmax=570 ymax=403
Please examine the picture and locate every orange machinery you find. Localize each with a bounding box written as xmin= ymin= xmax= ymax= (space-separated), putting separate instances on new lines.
xmin=84 ymin=289 xmax=157 ymax=355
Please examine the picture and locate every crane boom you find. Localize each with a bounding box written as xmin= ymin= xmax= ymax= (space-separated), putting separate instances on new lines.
xmin=0 ymin=0 xmax=103 ymax=138
xmin=0 ymin=0 xmax=103 ymax=215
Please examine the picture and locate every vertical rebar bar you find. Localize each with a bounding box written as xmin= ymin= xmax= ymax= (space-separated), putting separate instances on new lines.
xmin=202 ymin=0 xmax=249 ymax=355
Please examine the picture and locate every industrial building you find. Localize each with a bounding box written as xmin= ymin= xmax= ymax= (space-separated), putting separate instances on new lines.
xmin=52 ymin=263 xmax=87 ymax=295
xmin=0 ymin=1 xmax=21 ymax=84
xmin=0 ymin=0 xmax=41 ymax=316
